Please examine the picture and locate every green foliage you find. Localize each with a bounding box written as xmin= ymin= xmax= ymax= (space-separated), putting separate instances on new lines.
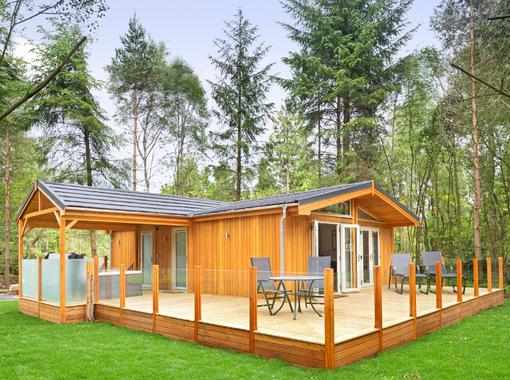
xmin=208 ymin=9 xmax=274 ymax=200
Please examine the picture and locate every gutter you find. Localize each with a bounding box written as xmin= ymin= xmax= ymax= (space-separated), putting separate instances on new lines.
xmin=280 ymin=205 xmax=287 ymax=275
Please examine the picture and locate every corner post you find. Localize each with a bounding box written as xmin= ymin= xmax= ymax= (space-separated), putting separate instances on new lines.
xmin=374 ymin=266 xmax=382 ymax=352
xmin=324 ymin=268 xmax=335 ymax=369
xmin=409 ymin=263 xmax=416 ymax=318
xmin=153 ymin=265 xmax=159 ymax=333
xmin=498 ymin=256 xmax=504 ymax=289
xmin=487 ymin=257 xmax=492 ymax=293
xmin=473 ymin=259 xmax=479 ymax=297
xmin=18 ymin=221 xmax=24 ymax=300
xmin=249 ymin=267 xmax=258 ymax=354
xmin=456 ymin=259 xmax=462 ymax=303
xmin=435 ymin=261 xmax=442 ymax=310
xmin=194 ymin=265 xmax=202 ymax=342
xmin=59 ymin=217 xmax=66 ymax=323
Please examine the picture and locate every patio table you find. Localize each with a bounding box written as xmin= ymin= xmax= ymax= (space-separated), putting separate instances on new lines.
xmin=269 ymin=275 xmax=324 ymax=320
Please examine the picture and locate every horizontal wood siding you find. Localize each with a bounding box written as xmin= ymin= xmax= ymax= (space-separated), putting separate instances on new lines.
xmin=441 ymin=303 xmax=462 ymax=327
xmin=39 ymin=303 xmax=60 ymax=324
xmin=381 ymin=319 xmax=415 ymax=350
xmin=198 ymin=322 xmax=250 ymax=353
xmin=254 ymin=333 xmax=325 ymax=368
xmin=154 ymin=315 xmax=194 ymax=342
xmin=122 ymin=309 xmax=153 ymax=332
xmin=65 ymin=305 xmax=86 ymax=323
xmin=19 ymin=297 xmax=38 ymax=317
xmin=95 ymin=304 xmax=121 ymax=324
xmin=416 ymin=311 xmax=441 ymax=337
xmin=335 ymin=331 xmax=380 ymax=367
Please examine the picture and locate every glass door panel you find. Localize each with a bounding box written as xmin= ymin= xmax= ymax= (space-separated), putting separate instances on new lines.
xmin=141 ymin=233 xmax=153 ymax=286
xmin=340 ymin=224 xmax=360 ymax=292
xmin=362 ymin=230 xmax=371 ymax=286
xmin=173 ymin=229 xmax=188 ymax=289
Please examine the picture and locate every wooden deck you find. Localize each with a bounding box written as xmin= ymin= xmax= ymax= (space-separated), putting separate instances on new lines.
xmin=98 ymin=285 xmax=489 ymax=344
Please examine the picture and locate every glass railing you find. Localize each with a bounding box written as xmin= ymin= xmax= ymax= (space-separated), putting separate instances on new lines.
xmin=21 ymin=259 xmax=38 ymax=299
xmin=41 ymin=258 xmax=60 ymax=304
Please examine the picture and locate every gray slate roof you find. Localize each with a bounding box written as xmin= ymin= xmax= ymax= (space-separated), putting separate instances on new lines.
xmin=18 ymin=179 xmax=418 ymax=221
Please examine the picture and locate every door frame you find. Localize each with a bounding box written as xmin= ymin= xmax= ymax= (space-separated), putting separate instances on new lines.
xmin=140 ymin=231 xmax=153 ymax=286
xmin=359 ymin=226 xmax=380 ymax=287
xmin=171 ymin=227 xmax=188 ymax=290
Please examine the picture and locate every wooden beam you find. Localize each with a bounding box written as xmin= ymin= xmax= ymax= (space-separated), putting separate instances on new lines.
xmin=37 ymin=256 xmax=42 ymax=318
xmin=194 ymin=265 xmax=202 ymax=342
xmin=324 ymin=268 xmax=335 ymax=369
xmin=22 ymin=207 xmax=58 ymax=220
xmin=65 ymin=219 xmax=79 ymax=231
xmin=59 ymin=217 xmax=66 ymax=323
xmin=298 ymin=188 xmax=373 ymax=216
xmin=18 ymin=221 xmax=23 ymax=299
xmin=487 ymin=257 xmax=492 ymax=293
xmin=54 ymin=211 xmax=61 ymax=227
xmin=20 ymin=218 xmax=29 ymax=236
xmin=63 ymin=209 xmax=190 ymax=226
xmin=409 ymin=263 xmax=416 ymax=317
xmin=374 ymin=265 xmax=383 ymax=352
xmin=435 ymin=261 xmax=442 ymax=309
xmin=352 ymin=199 xmax=358 ymax=224
xmin=498 ymin=256 xmax=504 ymax=289
xmin=249 ymin=266 xmax=258 ymax=354
xmin=456 ymin=260 xmax=463 ymax=303
xmin=373 ymin=189 xmax=419 ymax=226
xmin=473 ymin=259 xmax=479 ymax=297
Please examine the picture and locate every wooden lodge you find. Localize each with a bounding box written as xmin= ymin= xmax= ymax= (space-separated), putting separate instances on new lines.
xmin=16 ymin=180 xmax=505 ymax=368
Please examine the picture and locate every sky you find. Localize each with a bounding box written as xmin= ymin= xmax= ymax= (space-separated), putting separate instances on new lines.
xmin=16 ymin=0 xmax=443 ymax=190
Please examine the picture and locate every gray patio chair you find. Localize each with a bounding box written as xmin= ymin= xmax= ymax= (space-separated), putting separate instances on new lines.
xmin=422 ymin=251 xmax=466 ymax=295
xmin=302 ymin=256 xmax=331 ymax=317
xmin=388 ymin=253 xmax=427 ymax=294
xmin=250 ymin=257 xmax=293 ymax=315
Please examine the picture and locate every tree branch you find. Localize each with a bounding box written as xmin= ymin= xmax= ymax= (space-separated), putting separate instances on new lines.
xmin=0 ymin=36 xmax=87 ymax=121
xmin=450 ymin=62 xmax=510 ymax=99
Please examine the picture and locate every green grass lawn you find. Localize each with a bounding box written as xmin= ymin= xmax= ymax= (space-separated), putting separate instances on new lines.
xmin=1 ymin=301 xmax=509 ymax=379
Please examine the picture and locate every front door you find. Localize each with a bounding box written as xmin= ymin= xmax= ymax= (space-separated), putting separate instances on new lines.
xmin=172 ymin=228 xmax=188 ymax=289
xmin=360 ymin=228 xmax=380 ymax=286
xmin=141 ymin=232 xmax=153 ymax=286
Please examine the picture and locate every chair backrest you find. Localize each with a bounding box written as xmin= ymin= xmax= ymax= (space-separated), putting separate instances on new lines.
xmin=422 ymin=251 xmax=448 ymax=275
xmin=250 ymin=257 xmax=274 ymax=288
xmin=307 ymin=256 xmax=331 ymax=289
xmin=390 ymin=253 xmax=411 ymax=277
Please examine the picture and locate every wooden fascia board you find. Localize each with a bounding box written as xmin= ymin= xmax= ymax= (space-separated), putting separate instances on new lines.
xmin=373 ymin=189 xmax=419 ymax=226
xmin=15 ymin=183 xmax=38 ymax=222
xmin=62 ymin=209 xmax=191 ymax=226
xmin=298 ymin=188 xmax=372 ymax=216
xmin=191 ymin=206 xmax=288 ymax=223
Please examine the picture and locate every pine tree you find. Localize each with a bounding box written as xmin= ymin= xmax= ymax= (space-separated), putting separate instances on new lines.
xmin=106 ymin=15 xmax=166 ymax=191
xmin=31 ymin=23 xmax=126 ymax=255
xmin=208 ymin=9 xmax=274 ymax=200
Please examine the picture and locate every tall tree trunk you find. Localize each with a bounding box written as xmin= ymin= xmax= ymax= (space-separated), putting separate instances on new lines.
xmin=342 ymin=95 xmax=350 ymax=175
xmin=84 ymin=128 xmax=97 ymax=257
xmin=132 ymin=89 xmax=138 ymax=192
xmin=317 ymin=102 xmax=322 ymax=185
xmin=3 ymin=129 xmax=10 ymax=287
xmin=469 ymin=1 xmax=482 ymax=260
xmin=335 ymin=96 xmax=342 ymax=175
xmin=451 ymin=133 xmax=463 ymax=258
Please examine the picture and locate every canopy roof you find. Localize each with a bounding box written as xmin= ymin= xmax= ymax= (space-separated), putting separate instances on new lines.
xmin=16 ymin=179 xmax=419 ymax=227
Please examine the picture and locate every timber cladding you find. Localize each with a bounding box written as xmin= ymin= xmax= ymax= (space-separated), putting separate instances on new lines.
xmin=381 ymin=319 xmax=415 ymax=350
xmin=334 ymin=331 xmax=380 ymax=367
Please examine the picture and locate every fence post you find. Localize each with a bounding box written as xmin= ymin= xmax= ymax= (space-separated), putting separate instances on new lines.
xmin=194 ymin=265 xmax=202 ymax=342
xmin=119 ymin=264 xmax=125 ymax=309
xmin=374 ymin=266 xmax=382 ymax=352
xmin=249 ymin=267 xmax=258 ymax=354
xmin=37 ymin=256 xmax=42 ymax=318
xmin=153 ymin=265 xmax=159 ymax=333
xmin=409 ymin=263 xmax=416 ymax=318
xmin=487 ymin=257 xmax=492 ymax=293
xmin=435 ymin=261 xmax=442 ymax=310
xmin=473 ymin=259 xmax=479 ymax=297
xmin=93 ymin=256 xmax=99 ymax=303
xmin=498 ymin=256 xmax=504 ymax=289
xmin=456 ymin=260 xmax=462 ymax=303
xmin=324 ymin=268 xmax=335 ymax=369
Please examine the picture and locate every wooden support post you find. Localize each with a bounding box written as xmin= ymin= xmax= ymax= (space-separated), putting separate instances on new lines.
xmin=498 ymin=256 xmax=504 ymax=289
xmin=473 ymin=259 xmax=479 ymax=297
xmin=93 ymin=256 xmax=99 ymax=302
xmin=59 ymin=218 xmax=66 ymax=323
xmin=435 ymin=261 xmax=442 ymax=310
xmin=487 ymin=257 xmax=492 ymax=293
xmin=85 ymin=262 xmax=93 ymax=321
xmin=194 ymin=265 xmax=202 ymax=342
xmin=37 ymin=256 xmax=42 ymax=318
xmin=324 ymin=268 xmax=335 ymax=369
xmin=249 ymin=267 xmax=258 ymax=354
xmin=153 ymin=265 xmax=159 ymax=333
xmin=409 ymin=263 xmax=416 ymax=318
xmin=374 ymin=266 xmax=383 ymax=352
xmin=456 ymin=259 xmax=462 ymax=303
xmin=119 ymin=264 xmax=125 ymax=309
